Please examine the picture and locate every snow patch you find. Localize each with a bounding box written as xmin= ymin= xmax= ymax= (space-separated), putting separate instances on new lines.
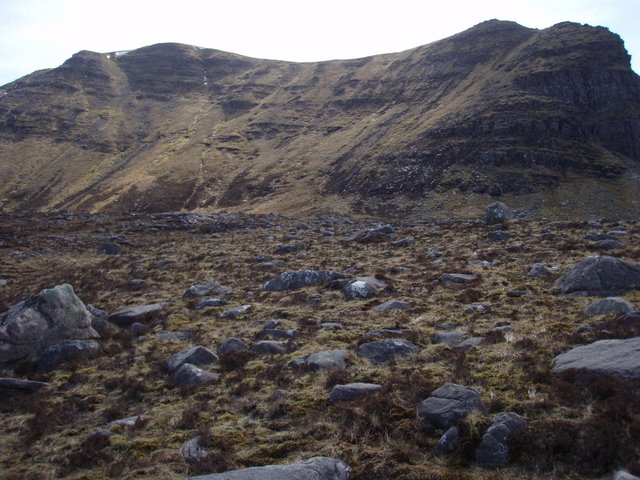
xmin=115 ymin=50 xmax=130 ymax=57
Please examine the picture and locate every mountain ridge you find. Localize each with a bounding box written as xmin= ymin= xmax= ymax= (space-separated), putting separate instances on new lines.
xmin=1 ymin=20 xmax=639 ymax=219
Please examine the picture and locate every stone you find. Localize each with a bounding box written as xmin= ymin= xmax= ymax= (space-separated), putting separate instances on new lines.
xmin=357 ymin=339 xmax=419 ymax=363
xmin=552 ymin=337 xmax=640 ymax=384
xmin=0 ymin=284 xmax=99 ymax=364
xmin=130 ymin=322 xmax=150 ymax=336
xmin=194 ymin=298 xmax=228 ymax=310
xmin=392 ymin=237 xmax=414 ymax=248
xmin=417 ymin=383 xmax=486 ymax=430
xmin=442 ymin=273 xmax=478 ymax=284
xmin=0 ymin=377 xmax=49 ymax=395
xmin=434 ymin=426 xmax=461 ymax=455
xmin=343 ymin=277 xmax=387 ymax=299
xmin=263 ymin=270 xmax=346 ymax=291
xmin=347 ymin=225 xmax=396 ymax=243
xmin=38 ymin=339 xmax=100 ymax=371
xmin=371 ymin=299 xmax=412 ymax=313
xmin=218 ymin=337 xmax=249 ymax=355
xmin=127 ymin=279 xmax=145 ymax=289
xmin=167 ymin=346 xmax=218 ymax=373
xmin=108 ymin=303 xmax=163 ymax=327
xmin=249 ymin=341 xmax=288 ymax=354
xmin=98 ymin=242 xmax=121 ymax=255
xmin=220 ymin=305 xmax=252 ymax=320
xmin=183 ymin=280 xmax=233 ymax=299
xmin=188 ymin=457 xmax=351 ymax=480
xmin=292 ymin=349 xmax=348 ymax=371
xmin=455 ymin=337 xmax=484 ymax=349
xmin=475 ymin=412 xmax=527 ymax=467
xmin=434 ymin=331 xmax=465 ymax=345
xmin=274 ymin=242 xmax=305 ymax=254
xmin=526 ymin=263 xmax=559 ymax=278
xmin=585 ymin=297 xmax=636 ymax=316
xmin=594 ymin=239 xmax=625 ymax=250
xmin=485 ymin=202 xmax=513 ymax=225
xmin=330 ymin=383 xmax=381 ymax=403
xmin=554 ymin=256 xmax=640 ymax=296
xmin=182 ymin=435 xmax=209 ymax=464
xmin=170 ymin=363 xmax=220 ymax=388
xmin=363 ymin=328 xmax=414 ymax=339
xmin=258 ymin=260 xmax=285 ymax=271
xmin=614 ymin=471 xmax=640 ymax=480
xmin=87 ymin=304 xmax=111 ymax=337
xmin=319 ymin=322 xmax=343 ymax=330
xmin=109 ymin=415 xmax=146 ymax=429
xmin=155 ymin=331 xmax=191 ymax=341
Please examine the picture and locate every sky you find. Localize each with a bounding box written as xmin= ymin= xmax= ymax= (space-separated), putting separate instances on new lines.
xmin=0 ymin=0 xmax=638 ymax=86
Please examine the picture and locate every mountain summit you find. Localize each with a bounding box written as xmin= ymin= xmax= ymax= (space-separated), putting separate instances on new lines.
xmin=1 ymin=20 xmax=639 ymax=218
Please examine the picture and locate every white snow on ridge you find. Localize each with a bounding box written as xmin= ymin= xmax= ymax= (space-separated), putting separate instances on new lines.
xmin=115 ymin=51 xmax=130 ymax=57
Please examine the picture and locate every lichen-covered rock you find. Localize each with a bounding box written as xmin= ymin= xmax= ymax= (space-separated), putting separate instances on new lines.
xmin=291 ymin=349 xmax=348 ymax=371
xmin=485 ymin=202 xmax=513 ymax=225
xmin=552 ymin=337 xmax=640 ymax=384
xmin=183 ymin=280 xmax=233 ymax=299
xmin=357 ymin=339 xmax=419 ymax=363
xmin=0 ymin=284 xmax=98 ymax=364
xmin=249 ymin=340 xmax=288 ymax=355
xmin=220 ymin=305 xmax=252 ymax=320
xmin=188 ymin=456 xmax=351 ymax=480
xmin=435 ymin=426 xmax=461 ymax=455
xmin=343 ymin=277 xmax=387 ymax=299
xmin=475 ymin=412 xmax=527 ymax=467
xmin=585 ymin=297 xmax=635 ymax=316
xmin=371 ymin=299 xmax=412 ymax=313
xmin=108 ymin=303 xmax=163 ymax=327
xmin=167 ymin=346 xmax=218 ymax=373
xmin=554 ymin=256 xmax=640 ymax=296
xmin=218 ymin=337 xmax=249 ymax=355
xmin=38 ymin=339 xmax=100 ymax=371
xmin=263 ymin=270 xmax=345 ymax=291
xmin=417 ymin=383 xmax=486 ymax=430
xmin=330 ymin=383 xmax=381 ymax=403
xmin=170 ymin=363 xmax=220 ymax=388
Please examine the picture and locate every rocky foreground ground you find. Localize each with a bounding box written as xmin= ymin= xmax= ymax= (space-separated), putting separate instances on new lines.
xmin=1 ymin=208 xmax=639 ymax=479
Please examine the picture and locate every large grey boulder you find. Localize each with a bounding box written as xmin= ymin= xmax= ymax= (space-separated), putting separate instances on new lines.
xmin=263 ymin=270 xmax=345 ymax=291
xmin=585 ymin=297 xmax=636 ymax=316
xmin=554 ymin=256 xmax=640 ymax=296
xmin=108 ymin=303 xmax=163 ymax=327
xmin=552 ymin=337 xmax=640 ymax=384
xmin=188 ymin=456 xmax=351 ymax=480
xmin=343 ymin=277 xmax=386 ymax=299
xmin=167 ymin=346 xmax=218 ymax=373
xmin=38 ymin=339 xmax=100 ymax=371
xmin=371 ymin=299 xmax=411 ymax=313
xmin=249 ymin=341 xmax=288 ymax=355
xmin=417 ymin=383 xmax=486 ymax=430
xmin=0 ymin=284 xmax=99 ymax=364
xmin=291 ymin=349 xmax=348 ymax=371
xmin=330 ymin=383 xmax=381 ymax=403
xmin=218 ymin=337 xmax=249 ymax=355
xmin=434 ymin=426 xmax=461 ymax=455
xmin=485 ymin=202 xmax=513 ymax=225
xmin=475 ymin=412 xmax=527 ymax=467
xmin=357 ymin=339 xmax=419 ymax=363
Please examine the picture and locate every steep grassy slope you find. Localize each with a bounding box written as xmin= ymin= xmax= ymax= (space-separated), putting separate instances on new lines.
xmin=0 ymin=20 xmax=639 ymax=218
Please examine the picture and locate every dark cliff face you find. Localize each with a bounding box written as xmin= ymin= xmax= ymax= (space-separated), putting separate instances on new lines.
xmin=0 ymin=20 xmax=638 ymax=218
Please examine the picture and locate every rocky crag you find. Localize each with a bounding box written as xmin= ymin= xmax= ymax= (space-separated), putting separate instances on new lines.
xmin=0 ymin=20 xmax=639 ymax=218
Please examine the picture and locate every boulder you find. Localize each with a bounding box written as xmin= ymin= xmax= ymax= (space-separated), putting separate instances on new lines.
xmin=109 ymin=415 xmax=146 ymax=429
xmin=218 ymin=337 xmax=249 ymax=355
xmin=263 ymin=270 xmax=345 ymax=291
xmin=594 ymin=239 xmax=625 ymax=250
xmin=552 ymin=337 xmax=640 ymax=384
xmin=0 ymin=284 xmax=98 ymax=364
xmin=183 ymin=280 xmax=233 ymax=299
xmin=455 ymin=337 xmax=484 ymax=350
xmin=475 ymin=412 xmax=527 ymax=467
xmin=194 ymin=298 xmax=228 ymax=310
xmin=585 ymin=297 xmax=635 ymax=316
xmin=433 ymin=331 xmax=465 ymax=346
xmin=357 ymin=339 xmax=419 ymax=363
xmin=274 ymin=242 xmax=305 ymax=254
xmin=108 ymin=303 xmax=163 ymax=327
xmin=249 ymin=341 xmax=288 ymax=355
xmin=347 ymin=225 xmax=395 ymax=243
xmin=257 ymin=329 xmax=297 ymax=340
xmin=182 ymin=435 xmax=209 ymax=464
xmin=220 ymin=305 xmax=252 ymax=320
xmin=434 ymin=426 xmax=461 ymax=455
xmin=38 ymin=339 xmax=100 ymax=371
xmin=371 ymin=299 xmax=411 ymax=313
xmin=343 ymin=277 xmax=386 ymax=299
xmin=554 ymin=256 xmax=640 ymax=296
xmin=330 ymin=383 xmax=381 ymax=403
xmin=291 ymin=349 xmax=348 ymax=371
xmin=188 ymin=456 xmax=351 ymax=480
xmin=485 ymin=202 xmax=513 ymax=225
xmin=98 ymin=242 xmax=121 ymax=255
xmin=87 ymin=304 xmax=111 ymax=337
xmin=170 ymin=363 xmax=220 ymax=388
xmin=167 ymin=346 xmax=218 ymax=373
xmin=0 ymin=377 xmax=49 ymax=395
xmin=526 ymin=263 xmax=559 ymax=278
xmin=486 ymin=231 xmax=510 ymax=242
xmin=417 ymin=383 xmax=486 ymax=430
xmin=442 ymin=273 xmax=478 ymax=284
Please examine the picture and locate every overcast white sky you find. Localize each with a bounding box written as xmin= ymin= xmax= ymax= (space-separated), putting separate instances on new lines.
xmin=0 ymin=0 xmax=638 ymax=86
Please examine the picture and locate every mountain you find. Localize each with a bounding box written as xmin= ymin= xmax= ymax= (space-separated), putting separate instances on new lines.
xmin=1 ymin=20 xmax=639 ymax=219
